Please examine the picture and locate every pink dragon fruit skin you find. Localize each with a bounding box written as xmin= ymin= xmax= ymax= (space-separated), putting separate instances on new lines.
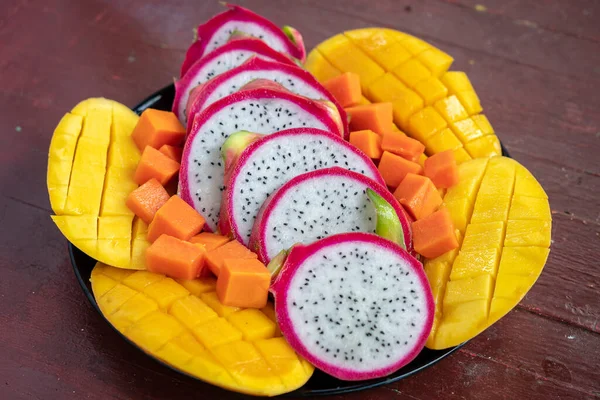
xmin=183 ymin=57 xmax=348 ymax=139
xmin=173 ymin=38 xmax=296 ymax=127
xmin=179 ymin=86 xmax=346 ymax=232
xmin=219 ymin=128 xmax=384 ymax=244
xmin=248 ymin=167 xmax=413 ymax=263
xmin=181 ymin=4 xmax=305 ymax=77
xmin=270 ymin=232 xmax=434 ymax=381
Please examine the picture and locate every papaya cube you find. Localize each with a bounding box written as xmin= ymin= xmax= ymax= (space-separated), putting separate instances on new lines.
xmin=424 ymin=149 xmax=459 ymax=189
xmin=381 ymin=131 xmax=425 ymax=162
xmin=378 ymin=151 xmax=423 ymax=188
xmin=217 ymin=259 xmax=270 ymax=309
xmin=349 ymin=130 xmax=382 ymax=158
xmin=192 ymin=317 xmax=243 ymax=348
xmin=200 ymin=291 xmax=241 ymax=317
xmin=345 ymin=103 xmax=393 ymax=135
xmin=440 ymin=71 xmax=475 ymax=94
xmin=227 ymin=309 xmax=277 ymax=341
xmin=205 ymin=240 xmax=258 ymax=276
xmin=146 ymin=234 xmax=206 ymax=280
xmin=131 ymin=108 xmax=185 ymax=151
xmin=417 ymin=48 xmax=454 ymax=76
xmin=159 ymin=144 xmax=183 ymax=163
xmin=470 ymin=195 xmax=511 ymax=223
xmin=408 ymin=107 xmax=447 ymax=143
xmin=414 ymin=77 xmax=449 ymax=106
xmin=190 ymin=232 xmax=231 ymax=251
xmin=465 ymin=135 xmax=502 ymax=158
xmin=392 ymin=59 xmax=431 ymax=88
xmin=505 ymin=220 xmax=552 ymax=247
xmin=461 ymin=221 xmax=505 ymax=252
xmin=450 ymin=118 xmax=484 ymax=143
xmin=126 ymin=178 xmax=170 ymax=224
xmin=412 ymin=208 xmax=459 ymax=259
xmin=496 ymin=246 xmax=550 ymax=277
xmin=147 ymin=195 xmax=205 ymax=242
xmin=443 ymin=275 xmax=494 ymax=305
xmin=450 ymin=248 xmax=500 ymax=280
xmin=456 ymin=90 xmax=483 ymax=115
xmin=134 ymin=146 xmax=180 ymax=186
xmin=509 ymin=195 xmax=552 ymax=221
xmin=425 ymin=128 xmax=463 ymax=154
xmin=170 ymin=295 xmax=218 ymax=329
xmin=393 ymin=173 xmax=442 ymax=220
xmin=125 ymin=311 xmax=184 ymax=352
xmin=434 ymin=95 xmax=469 ymax=123
xmin=322 ymin=72 xmax=362 ymax=108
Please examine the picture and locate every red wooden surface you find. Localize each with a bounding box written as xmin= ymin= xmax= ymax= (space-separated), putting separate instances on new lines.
xmin=1 ymin=0 xmax=599 ymax=398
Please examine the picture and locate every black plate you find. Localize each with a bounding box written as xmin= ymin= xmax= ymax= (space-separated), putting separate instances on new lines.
xmin=71 ymin=84 xmax=510 ymax=396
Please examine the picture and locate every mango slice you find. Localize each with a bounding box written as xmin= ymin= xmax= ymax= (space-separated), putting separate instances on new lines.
xmin=91 ymin=263 xmax=313 ymax=396
xmin=47 ymin=98 xmax=151 ymax=269
xmin=424 ymin=157 xmax=551 ymax=349
xmin=306 ymin=28 xmax=501 ymax=162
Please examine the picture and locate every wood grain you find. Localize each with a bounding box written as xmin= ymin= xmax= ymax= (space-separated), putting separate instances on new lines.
xmin=1 ymin=0 xmax=599 ymax=399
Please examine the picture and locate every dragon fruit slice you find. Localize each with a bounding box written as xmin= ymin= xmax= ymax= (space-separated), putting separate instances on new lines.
xmin=180 ymin=85 xmax=345 ymax=232
xmin=184 ymin=57 xmax=349 ymax=138
xmin=270 ymin=232 xmax=434 ymax=381
xmin=249 ymin=167 xmax=413 ymax=263
xmin=173 ymin=38 xmax=296 ymax=126
xmin=181 ymin=4 xmax=305 ymax=76
xmin=220 ymin=128 xmax=383 ymax=245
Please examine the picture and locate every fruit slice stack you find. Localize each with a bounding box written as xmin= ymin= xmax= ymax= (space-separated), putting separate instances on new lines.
xmin=91 ymin=262 xmax=313 ymax=396
xmin=48 ymin=98 xmax=150 ymax=269
xmin=424 ymin=157 xmax=551 ymax=349
xmin=305 ymin=28 xmax=501 ymax=162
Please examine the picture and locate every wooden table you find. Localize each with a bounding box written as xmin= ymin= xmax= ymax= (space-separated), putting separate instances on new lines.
xmin=1 ymin=0 xmax=599 ymax=398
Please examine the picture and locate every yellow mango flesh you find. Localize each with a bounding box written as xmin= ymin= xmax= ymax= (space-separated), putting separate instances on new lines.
xmin=47 ymin=98 xmax=151 ymax=269
xmin=306 ymin=28 xmax=501 ymax=162
xmin=91 ymin=263 xmax=313 ymax=396
xmin=424 ymin=157 xmax=551 ymax=349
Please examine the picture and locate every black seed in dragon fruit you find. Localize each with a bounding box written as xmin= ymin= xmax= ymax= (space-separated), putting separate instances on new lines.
xmin=270 ymin=232 xmax=434 ymax=381
xmin=248 ymin=167 xmax=413 ymax=263
xmin=173 ymin=37 xmax=296 ymax=127
xmin=219 ymin=128 xmax=384 ymax=246
xmin=184 ymin=57 xmax=348 ymax=138
xmin=181 ymin=4 xmax=305 ymax=77
xmin=179 ymin=83 xmax=345 ymax=232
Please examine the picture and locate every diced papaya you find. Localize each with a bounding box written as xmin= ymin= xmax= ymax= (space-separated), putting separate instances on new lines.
xmin=412 ymin=208 xmax=459 ymax=258
xmin=424 ymin=150 xmax=459 ymax=189
xmin=345 ymin=103 xmax=393 ymax=135
xmin=381 ymin=131 xmax=425 ymax=162
xmin=159 ymin=144 xmax=183 ymax=163
xmin=322 ymin=72 xmax=362 ymax=108
xmin=131 ymin=108 xmax=186 ymax=151
xmin=216 ymin=259 xmax=270 ymax=309
xmin=393 ymin=173 xmax=442 ymax=220
xmin=349 ymin=130 xmax=382 ymax=158
xmin=378 ymin=151 xmax=423 ymax=188
xmin=147 ymin=195 xmax=205 ymax=242
xmin=205 ymin=240 xmax=258 ymax=276
xmin=126 ymin=178 xmax=170 ymax=224
xmin=146 ymin=234 xmax=206 ymax=279
xmin=134 ymin=146 xmax=180 ymax=186
xmin=190 ymin=232 xmax=231 ymax=252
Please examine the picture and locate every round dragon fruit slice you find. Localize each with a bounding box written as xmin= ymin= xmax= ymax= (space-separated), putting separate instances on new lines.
xmin=271 ymin=232 xmax=434 ymax=381
xmin=181 ymin=4 xmax=305 ymax=76
xmin=180 ymin=86 xmax=345 ymax=232
xmin=220 ymin=128 xmax=384 ymax=245
xmin=184 ymin=57 xmax=349 ymax=138
xmin=249 ymin=167 xmax=413 ymax=263
xmin=173 ymin=38 xmax=296 ymax=126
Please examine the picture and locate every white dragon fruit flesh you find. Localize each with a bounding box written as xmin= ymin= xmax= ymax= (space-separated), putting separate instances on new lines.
xmin=249 ymin=167 xmax=413 ymax=263
xmin=179 ymin=83 xmax=344 ymax=232
xmin=184 ymin=57 xmax=348 ymax=138
xmin=181 ymin=4 xmax=305 ymax=76
xmin=270 ymin=232 xmax=434 ymax=381
xmin=220 ymin=128 xmax=384 ymax=245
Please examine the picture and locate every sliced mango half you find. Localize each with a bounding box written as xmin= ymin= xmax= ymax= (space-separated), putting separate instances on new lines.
xmin=91 ymin=263 xmax=313 ymax=396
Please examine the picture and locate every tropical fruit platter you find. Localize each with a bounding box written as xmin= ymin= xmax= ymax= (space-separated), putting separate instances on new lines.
xmin=47 ymin=4 xmax=552 ymax=397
